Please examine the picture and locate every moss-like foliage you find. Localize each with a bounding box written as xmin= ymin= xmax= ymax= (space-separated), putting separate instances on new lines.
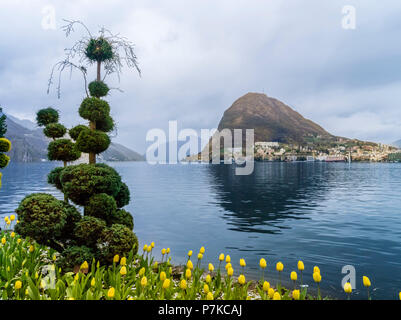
xmin=115 ymin=182 xmax=130 ymax=208
xmin=88 ymin=80 xmax=110 ymax=98
xmin=97 ymin=224 xmax=138 ymax=263
xmin=79 ymin=97 xmax=110 ymax=122
xmin=59 ymin=203 xmax=82 ymax=244
xmin=111 ymin=209 xmax=134 ymax=230
xmin=74 ymin=216 xmax=107 ymax=248
xmin=15 ymin=194 xmax=68 ymax=247
xmin=48 ymin=139 xmax=81 ymax=163
xmin=44 ymin=123 xmax=67 ymax=139
xmin=59 ymin=246 xmax=95 ymax=272
xmin=84 ymin=193 xmax=117 ymax=221
xmin=0 ymin=153 xmax=10 ymax=169
xmin=76 ymin=129 xmax=110 ymax=154
xmin=47 ymin=167 xmax=64 ymax=190
xmin=69 ymin=125 xmax=88 ymax=141
xmin=0 ymin=138 xmax=11 ymax=152
xmin=96 ymin=115 xmax=115 ymax=133
xmin=36 ymin=108 xmax=59 ymax=126
xmin=85 ymin=37 xmax=113 ymax=62
xmin=60 ymin=163 xmax=122 ymax=206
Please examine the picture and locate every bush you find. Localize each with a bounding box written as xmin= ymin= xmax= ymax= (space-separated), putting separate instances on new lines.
xmin=115 ymin=182 xmax=130 ymax=208
xmin=74 ymin=216 xmax=107 ymax=248
xmin=48 ymin=139 xmax=81 ymax=162
xmin=111 ymin=209 xmax=134 ymax=230
xmin=69 ymin=125 xmax=88 ymax=141
xmin=84 ymin=193 xmax=117 ymax=221
xmin=59 ymin=245 xmax=95 ymax=272
xmin=79 ymin=97 xmax=110 ymax=122
xmin=85 ymin=37 xmax=113 ymax=62
xmin=59 ymin=203 xmax=82 ymax=244
xmin=36 ymin=108 xmax=59 ymax=126
xmin=97 ymin=224 xmax=138 ymax=263
xmin=0 ymin=138 xmax=11 ymax=152
xmin=96 ymin=115 xmax=115 ymax=133
xmin=60 ymin=164 xmax=122 ymax=206
xmin=15 ymin=193 xmax=67 ymax=247
xmin=43 ymin=123 xmax=67 ymax=139
xmin=47 ymin=167 xmax=64 ymax=190
xmin=88 ymin=80 xmax=110 ymax=98
xmin=0 ymin=153 xmax=10 ymax=169
xmin=75 ymin=129 xmax=110 ymax=154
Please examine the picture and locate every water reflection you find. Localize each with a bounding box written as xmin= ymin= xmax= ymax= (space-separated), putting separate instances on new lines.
xmin=207 ymin=162 xmax=333 ymax=234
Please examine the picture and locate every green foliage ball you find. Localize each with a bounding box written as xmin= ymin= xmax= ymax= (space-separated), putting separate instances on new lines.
xmin=59 ymin=203 xmax=82 ymax=243
xmin=96 ymin=115 xmax=115 ymax=133
xmin=74 ymin=216 xmax=107 ymax=248
xmin=69 ymin=125 xmax=88 ymax=141
xmin=59 ymin=246 xmax=95 ymax=272
xmin=47 ymin=139 xmax=82 ymax=162
xmin=75 ymin=129 xmax=110 ymax=154
xmin=88 ymin=80 xmax=110 ymax=98
xmin=47 ymin=167 xmax=64 ymax=190
xmin=85 ymin=37 xmax=113 ymax=62
xmin=0 ymin=138 xmax=11 ymax=152
xmin=79 ymin=97 xmax=110 ymax=122
xmin=115 ymin=182 xmax=130 ymax=208
xmin=60 ymin=163 xmax=122 ymax=206
xmin=36 ymin=108 xmax=59 ymax=127
xmin=43 ymin=123 xmax=67 ymax=139
xmin=0 ymin=153 xmax=10 ymax=169
xmin=15 ymin=193 xmax=67 ymax=246
xmin=84 ymin=193 xmax=117 ymax=222
xmin=111 ymin=209 xmax=134 ymax=230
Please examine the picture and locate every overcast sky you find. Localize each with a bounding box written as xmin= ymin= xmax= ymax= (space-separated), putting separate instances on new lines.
xmin=1 ymin=0 xmax=401 ymax=152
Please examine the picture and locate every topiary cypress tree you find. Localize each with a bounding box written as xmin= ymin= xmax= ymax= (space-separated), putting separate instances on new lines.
xmin=0 ymin=107 xmax=11 ymax=189
xmin=16 ymin=21 xmax=141 ymax=268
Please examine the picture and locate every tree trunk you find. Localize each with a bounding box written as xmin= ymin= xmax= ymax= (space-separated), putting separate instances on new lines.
xmin=97 ymin=60 xmax=101 ymax=81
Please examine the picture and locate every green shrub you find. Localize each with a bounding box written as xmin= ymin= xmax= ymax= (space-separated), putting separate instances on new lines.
xmin=84 ymin=193 xmax=117 ymax=221
xmin=96 ymin=115 xmax=115 ymax=133
xmin=111 ymin=209 xmax=134 ymax=230
xmin=88 ymin=80 xmax=110 ymax=98
xmin=69 ymin=125 xmax=88 ymax=141
xmin=15 ymin=193 xmax=67 ymax=247
xmin=48 ymin=139 xmax=81 ymax=162
xmin=43 ymin=123 xmax=67 ymax=139
xmin=0 ymin=138 xmax=11 ymax=152
xmin=36 ymin=108 xmax=59 ymax=126
xmin=0 ymin=153 xmax=10 ymax=169
xmin=59 ymin=245 xmax=95 ymax=272
xmin=59 ymin=203 xmax=82 ymax=243
xmin=115 ymin=182 xmax=130 ymax=208
xmin=85 ymin=37 xmax=113 ymax=62
xmin=79 ymin=97 xmax=110 ymax=122
xmin=74 ymin=216 xmax=107 ymax=248
xmin=47 ymin=167 xmax=64 ymax=190
xmin=97 ymin=224 xmax=138 ymax=263
xmin=75 ymin=129 xmax=110 ymax=154
xmin=60 ymin=164 xmax=122 ymax=206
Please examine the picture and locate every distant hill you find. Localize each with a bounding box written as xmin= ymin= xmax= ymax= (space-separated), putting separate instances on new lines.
xmin=217 ymin=92 xmax=334 ymax=145
xmin=392 ymin=139 xmax=401 ymax=148
xmin=4 ymin=115 xmax=144 ymax=162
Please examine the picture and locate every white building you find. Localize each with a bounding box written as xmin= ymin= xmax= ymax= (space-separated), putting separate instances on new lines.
xmin=255 ymin=142 xmax=279 ymax=148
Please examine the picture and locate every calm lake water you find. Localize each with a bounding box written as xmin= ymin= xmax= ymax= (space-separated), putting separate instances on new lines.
xmin=1 ymin=161 xmax=401 ymax=299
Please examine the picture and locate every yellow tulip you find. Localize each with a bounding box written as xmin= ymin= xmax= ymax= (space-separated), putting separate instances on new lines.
xmin=10 ymin=232 xmax=15 ymax=238
xmin=17 ymin=239 xmax=21 ymax=244
xmin=91 ymin=278 xmax=96 ymax=287
xmin=263 ymin=281 xmax=270 ymax=292
xmin=313 ymin=266 xmax=320 ymax=274
xmin=203 ymin=284 xmax=209 ymax=294
xmin=273 ymin=292 xmax=281 ymax=300
xmin=25 ymin=289 xmax=28 ymax=296
xmin=238 ymin=274 xmax=246 ymax=285
xmin=139 ymin=267 xmax=145 ymax=276
xmin=113 ymin=255 xmax=120 ymax=263
xmin=160 ymin=271 xmax=166 ymax=281
xmin=227 ymin=267 xmax=234 ymax=277
xmin=74 ymin=273 xmax=79 ymax=281
xmin=151 ymin=242 xmax=155 ymax=248
xmin=29 ymin=245 xmax=34 ymax=253
xmin=290 ymin=271 xmax=297 ymax=281
xmin=207 ymin=292 xmax=214 ymax=300
xmin=1 ymin=237 xmax=5 ymax=244
xmin=399 ymin=292 xmax=401 ymax=300
xmin=10 ymin=215 xmax=15 ymax=221
xmin=276 ymin=262 xmax=284 ymax=272
xmin=363 ymin=276 xmax=371 ymax=287
xmin=219 ymin=253 xmax=225 ymax=261
xmin=16 ymin=220 xmax=20 ymax=224
xmin=313 ymin=272 xmax=322 ymax=283
xmin=153 ymin=261 xmax=158 ymax=269
xmin=15 ymin=280 xmax=22 ymax=290
xmin=198 ymin=253 xmax=203 ymax=260
xmin=297 ymin=260 xmax=304 ymax=271
xmin=162 ymin=279 xmax=171 ymax=289
xmin=180 ymin=279 xmax=187 ymax=290
xmin=143 ymin=244 xmax=148 ymax=252
xmin=208 ymin=263 xmax=214 ymax=272
xmin=107 ymin=287 xmax=115 ymax=298
xmin=188 ymin=250 xmax=193 ymax=257
xmin=120 ymin=257 xmax=127 ymax=266
xmin=259 ymin=258 xmax=267 ymax=269
xmin=199 ymin=246 xmax=205 ymax=254
xmin=225 ymin=263 xmax=232 ymax=270
xmin=344 ymin=282 xmax=352 ymax=294
xmin=187 ymin=260 xmax=193 ymax=270
xmin=120 ymin=266 xmax=127 ymax=276
xmin=80 ymin=261 xmax=88 ymax=270
xmin=166 ymin=248 xmax=170 ymax=254
xmin=141 ymin=276 xmax=147 ymax=287
xmin=240 ymin=259 xmax=246 ymax=267
xmin=268 ymin=288 xmax=275 ymax=299
xmin=52 ymin=254 xmax=57 ymax=261
xmin=6 ymin=220 xmax=10 ymax=225
xmin=161 ymin=248 xmax=166 ymax=255
xmin=185 ymin=268 xmax=192 ymax=279
xmin=292 ymin=289 xmax=300 ymax=300
xmin=205 ymin=274 xmax=211 ymax=283
xmin=225 ymin=255 xmax=231 ymax=263
xmin=4 ymin=216 xmax=8 ymax=222
xmin=146 ymin=246 xmax=152 ymax=253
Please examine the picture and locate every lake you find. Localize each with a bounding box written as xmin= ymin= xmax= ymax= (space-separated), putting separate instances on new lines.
xmin=1 ymin=161 xmax=401 ymax=299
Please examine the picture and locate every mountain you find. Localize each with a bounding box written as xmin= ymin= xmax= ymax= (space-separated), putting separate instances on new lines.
xmin=4 ymin=115 xmax=144 ymax=162
xmin=217 ymin=92 xmax=334 ymax=145
xmin=392 ymin=139 xmax=401 ymax=148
